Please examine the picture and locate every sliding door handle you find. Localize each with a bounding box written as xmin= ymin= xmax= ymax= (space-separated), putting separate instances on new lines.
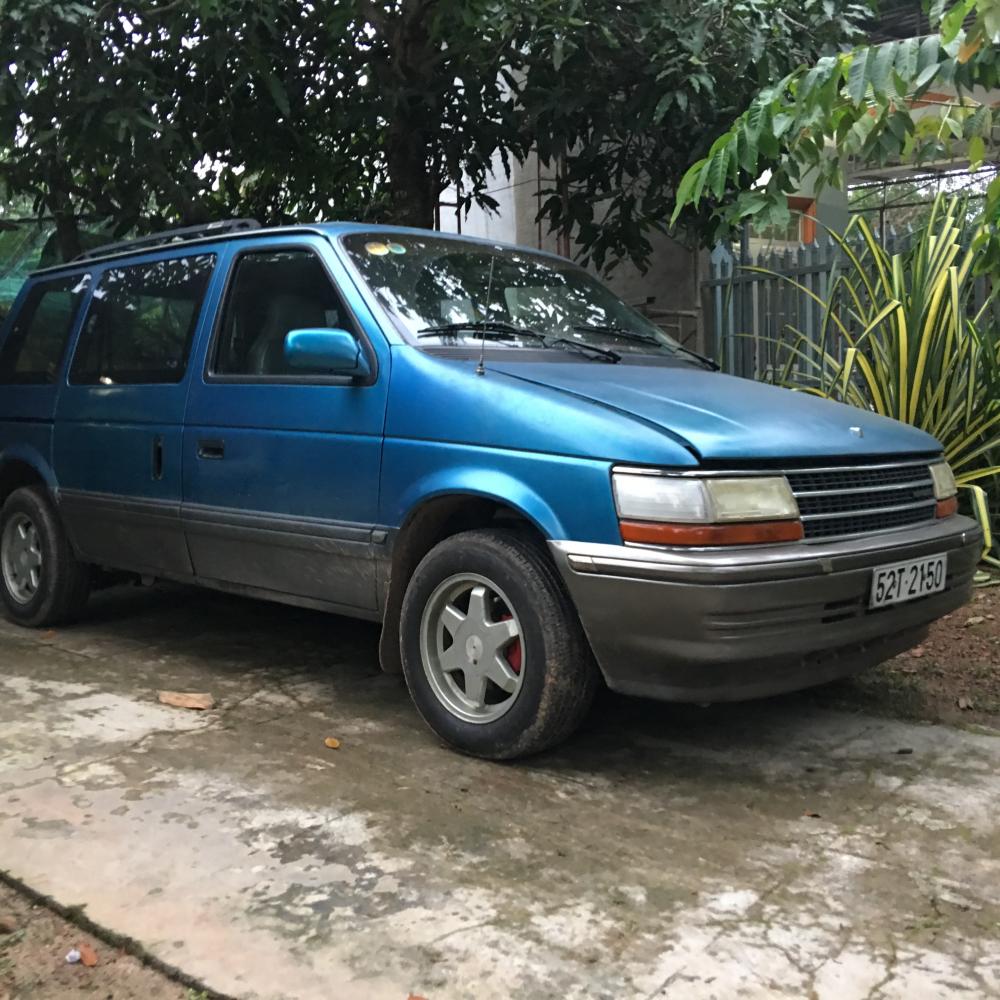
xmin=197 ymin=439 xmax=225 ymax=460
xmin=152 ymin=435 xmax=164 ymax=480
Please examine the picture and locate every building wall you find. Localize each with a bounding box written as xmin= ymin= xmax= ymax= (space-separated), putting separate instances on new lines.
xmin=439 ymin=151 xmax=706 ymax=348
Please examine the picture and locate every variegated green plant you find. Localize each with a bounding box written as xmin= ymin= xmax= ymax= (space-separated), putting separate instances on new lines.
xmin=750 ymin=195 xmax=1000 ymax=561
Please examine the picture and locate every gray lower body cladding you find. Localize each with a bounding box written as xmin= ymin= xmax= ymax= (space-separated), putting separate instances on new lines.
xmin=549 ymin=517 xmax=981 ymax=702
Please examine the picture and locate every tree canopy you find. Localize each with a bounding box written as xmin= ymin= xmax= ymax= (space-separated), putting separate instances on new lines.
xmin=1 ymin=0 xmax=870 ymax=267
xmin=671 ymin=0 xmax=1000 ymax=268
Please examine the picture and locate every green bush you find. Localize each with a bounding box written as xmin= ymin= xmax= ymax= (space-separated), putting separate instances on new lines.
xmin=752 ymin=194 xmax=1000 ymax=559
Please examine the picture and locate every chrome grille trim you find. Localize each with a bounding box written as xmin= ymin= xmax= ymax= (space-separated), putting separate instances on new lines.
xmin=799 ymin=498 xmax=936 ymax=521
xmin=793 ymin=478 xmax=932 ymax=498
xmin=786 ymin=461 xmax=936 ymax=540
xmin=612 ymin=457 xmax=941 ymax=478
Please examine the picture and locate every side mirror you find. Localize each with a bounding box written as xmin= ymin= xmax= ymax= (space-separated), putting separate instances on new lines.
xmin=284 ymin=328 xmax=371 ymax=377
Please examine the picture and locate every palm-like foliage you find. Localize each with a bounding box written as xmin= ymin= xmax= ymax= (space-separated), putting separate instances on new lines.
xmin=752 ymin=195 xmax=1000 ymax=556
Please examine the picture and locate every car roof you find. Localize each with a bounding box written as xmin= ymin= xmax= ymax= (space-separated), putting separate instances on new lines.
xmin=29 ymin=221 xmax=568 ymax=278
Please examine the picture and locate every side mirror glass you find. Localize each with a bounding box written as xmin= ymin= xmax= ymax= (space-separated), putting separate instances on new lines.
xmin=283 ymin=328 xmax=370 ymax=377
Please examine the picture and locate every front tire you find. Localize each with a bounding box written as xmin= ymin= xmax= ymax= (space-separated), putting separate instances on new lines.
xmin=400 ymin=529 xmax=599 ymax=759
xmin=0 ymin=486 xmax=91 ymax=627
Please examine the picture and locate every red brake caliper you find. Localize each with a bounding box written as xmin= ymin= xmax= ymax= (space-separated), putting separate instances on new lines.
xmin=499 ymin=614 xmax=522 ymax=673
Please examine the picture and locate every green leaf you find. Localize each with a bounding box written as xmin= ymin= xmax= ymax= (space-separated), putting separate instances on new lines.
xmin=772 ymin=112 xmax=793 ymax=137
xmin=914 ymin=62 xmax=943 ymax=91
xmin=671 ymin=159 xmax=706 ymax=223
xmin=917 ymin=35 xmax=941 ymax=79
xmin=941 ymin=0 xmax=976 ymax=43
xmin=746 ymin=100 xmax=771 ymax=142
xmin=705 ymin=141 xmax=733 ymax=200
xmin=895 ymin=36 xmax=919 ymax=80
xmin=653 ymin=92 xmax=672 ymax=123
xmin=969 ymin=134 xmax=986 ymax=167
xmin=870 ymin=41 xmax=897 ymax=98
xmin=266 ymin=73 xmax=290 ymax=117
xmin=734 ymin=190 xmax=770 ymax=216
xmin=847 ymin=49 xmax=873 ymax=105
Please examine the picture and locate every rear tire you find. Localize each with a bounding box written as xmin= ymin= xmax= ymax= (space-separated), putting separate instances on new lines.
xmin=0 ymin=486 xmax=91 ymax=627
xmin=400 ymin=528 xmax=599 ymax=759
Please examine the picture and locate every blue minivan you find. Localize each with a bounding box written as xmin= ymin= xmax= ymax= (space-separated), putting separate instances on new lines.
xmin=0 ymin=220 xmax=981 ymax=757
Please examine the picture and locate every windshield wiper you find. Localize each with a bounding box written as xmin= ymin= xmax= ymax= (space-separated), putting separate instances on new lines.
xmin=417 ymin=321 xmax=547 ymax=342
xmin=547 ymin=338 xmax=620 ymax=363
xmin=573 ymin=324 xmax=660 ymax=345
xmin=573 ymin=324 xmax=720 ymax=371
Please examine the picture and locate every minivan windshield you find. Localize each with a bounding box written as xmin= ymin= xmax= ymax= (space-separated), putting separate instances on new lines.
xmin=341 ymin=233 xmax=695 ymax=363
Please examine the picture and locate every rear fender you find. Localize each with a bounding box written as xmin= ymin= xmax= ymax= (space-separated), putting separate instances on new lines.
xmin=0 ymin=444 xmax=59 ymax=496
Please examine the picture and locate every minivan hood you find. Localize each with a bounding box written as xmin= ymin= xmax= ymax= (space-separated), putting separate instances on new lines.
xmin=488 ymin=360 xmax=941 ymax=462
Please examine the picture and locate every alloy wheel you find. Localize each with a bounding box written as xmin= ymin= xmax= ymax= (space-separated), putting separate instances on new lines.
xmin=418 ymin=572 xmax=525 ymax=724
xmin=2 ymin=513 xmax=43 ymax=605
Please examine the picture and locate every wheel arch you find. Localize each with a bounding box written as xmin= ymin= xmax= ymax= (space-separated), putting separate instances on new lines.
xmin=377 ymin=487 xmax=556 ymax=675
xmin=0 ymin=447 xmax=59 ymax=507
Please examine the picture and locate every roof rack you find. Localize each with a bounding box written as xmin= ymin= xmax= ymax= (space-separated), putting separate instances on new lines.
xmin=74 ymin=218 xmax=261 ymax=262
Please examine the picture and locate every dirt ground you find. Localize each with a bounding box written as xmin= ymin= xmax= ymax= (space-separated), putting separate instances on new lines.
xmin=0 ymin=882 xmax=194 ymax=1000
xmin=813 ymin=574 xmax=1000 ymax=727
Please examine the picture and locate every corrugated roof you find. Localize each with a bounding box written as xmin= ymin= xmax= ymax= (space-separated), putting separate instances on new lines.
xmin=867 ymin=1 xmax=931 ymax=41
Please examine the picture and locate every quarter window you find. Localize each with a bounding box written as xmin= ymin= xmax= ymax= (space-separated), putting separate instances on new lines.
xmin=0 ymin=275 xmax=90 ymax=384
xmin=213 ymin=250 xmax=351 ymax=377
xmin=70 ymin=255 xmax=215 ymax=385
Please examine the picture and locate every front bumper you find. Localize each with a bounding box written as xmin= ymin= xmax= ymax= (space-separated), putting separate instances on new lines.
xmin=549 ymin=516 xmax=982 ymax=702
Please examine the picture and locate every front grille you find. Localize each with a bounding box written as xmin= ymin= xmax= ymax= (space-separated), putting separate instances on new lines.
xmin=786 ymin=461 xmax=936 ymax=540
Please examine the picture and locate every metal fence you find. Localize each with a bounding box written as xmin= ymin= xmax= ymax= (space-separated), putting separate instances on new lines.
xmin=702 ymin=231 xmax=994 ymax=380
xmin=0 ymin=221 xmax=54 ymax=318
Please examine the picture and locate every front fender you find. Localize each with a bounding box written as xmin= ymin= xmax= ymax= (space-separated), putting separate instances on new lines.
xmin=395 ymin=467 xmax=565 ymax=539
xmin=381 ymin=439 xmax=622 ymax=544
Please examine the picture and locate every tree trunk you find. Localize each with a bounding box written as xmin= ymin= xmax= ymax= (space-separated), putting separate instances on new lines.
xmin=374 ymin=0 xmax=440 ymax=230
xmin=385 ymin=128 xmax=437 ymax=228
xmin=52 ymin=211 xmax=83 ymax=262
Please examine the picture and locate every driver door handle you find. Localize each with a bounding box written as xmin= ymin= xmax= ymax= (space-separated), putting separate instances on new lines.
xmin=197 ymin=439 xmax=225 ymax=460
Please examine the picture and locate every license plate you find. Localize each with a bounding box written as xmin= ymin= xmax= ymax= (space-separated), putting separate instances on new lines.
xmin=869 ymin=554 xmax=947 ymax=609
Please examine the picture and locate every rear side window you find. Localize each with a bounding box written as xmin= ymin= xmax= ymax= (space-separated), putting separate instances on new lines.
xmin=0 ymin=275 xmax=90 ymax=384
xmin=70 ymin=254 xmax=215 ymax=385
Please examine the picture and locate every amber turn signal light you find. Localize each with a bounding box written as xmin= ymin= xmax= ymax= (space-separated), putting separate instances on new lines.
xmin=619 ymin=519 xmax=805 ymax=546
xmin=935 ymin=497 xmax=958 ymax=519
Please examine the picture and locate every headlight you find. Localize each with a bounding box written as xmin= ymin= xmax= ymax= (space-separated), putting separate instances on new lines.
xmin=612 ymin=475 xmax=710 ymax=522
xmin=929 ymin=461 xmax=957 ymax=499
xmin=612 ymin=472 xmax=802 ymax=546
xmin=613 ymin=473 xmax=799 ymax=522
xmin=929 ymin=461 xmax=958 ymax=519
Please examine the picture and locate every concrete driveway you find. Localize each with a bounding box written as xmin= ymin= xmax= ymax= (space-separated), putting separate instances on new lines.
xmin=1 ymin=584 xmax=999 ymax=1000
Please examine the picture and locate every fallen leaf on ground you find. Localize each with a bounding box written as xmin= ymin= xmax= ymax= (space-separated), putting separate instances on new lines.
xmin=324 ymin=737 xmax=341 ymax=749
xmin=0 ymin=914 xmax=17 ymax=934
xmin=40 ymin=629 xmax=56 ymax=639
xmin=803 ymin=810 xmax=821 ymax=818
xmin=158 ymin=691 xmax=215 ymax=711
xmin=964 ymin=616 xmax=985 ymax=628
xmin=909 ymin=646 xmax=925 ymax=659
xmin=407 ymin=994 xmax=429 ymax=999
xmin=957 ymin=696 xmax=974 ymax=710
xmin=77 ymin=942 xmax=98 ymax=967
